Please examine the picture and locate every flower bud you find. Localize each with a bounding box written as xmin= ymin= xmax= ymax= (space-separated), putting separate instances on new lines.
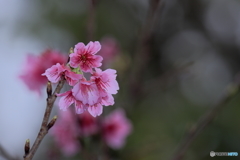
xmin=24 ymin=139 xmax=30 ymax=156
xmin=69 ymin=47 xmax=74 ymax=54
xmin=47 ymin=81 xmax=52 ymax=97
xmin=47 ymin=116 xmax=57 ymax=130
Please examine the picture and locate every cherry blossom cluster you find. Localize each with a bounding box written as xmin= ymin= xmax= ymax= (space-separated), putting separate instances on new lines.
xmin=51 ymin=109 xmax=132 ymax=156
xmin=42 ymin=41 xmax=119 ymax=117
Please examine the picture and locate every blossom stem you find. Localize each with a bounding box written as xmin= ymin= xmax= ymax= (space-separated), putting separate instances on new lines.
xmin=171 ymin=79 xmax=240 ymax=160
xmin=23 ymin=77 xmax=65 ymax=160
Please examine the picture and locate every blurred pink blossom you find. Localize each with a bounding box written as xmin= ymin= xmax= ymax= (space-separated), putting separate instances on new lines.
xmin=50 ymin=110 xmax=80 ymax=156
xmin=69 ymin=41 xmax=103 ymax=73
xmin=102 ymin=109 xmax=132 ymax=149
xmin=78 ymin=112 xmax=98 ymax=136
xmin=98 ymin=37 xmax=119 ymax=67
xmin=19 ymin=49 xmax=66 ymax=95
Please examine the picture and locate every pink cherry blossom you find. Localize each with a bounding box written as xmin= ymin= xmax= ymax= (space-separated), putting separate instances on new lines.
xmin=42 ymin=63 xmax=82 ymax=86
xmin=102 ymin=109 xmax=132 ymax=149
xmin=72 ymin=79 xmax=100 ymax=106
xmin=50 ymin=110 xmax=80 ymax=156
xmin=42 ymin=63 xmax=66 ymax=83
xmin=91 ymin=68 xmax=119 ymax=96
xmin=78 ymin=112 xmax=98 ymax=136
xmin=69 ymin=41 xmax=103 ymax=73
xmin=56 ymin=90 xmax=86 ymax=114
xmin=19 ymin=49 xmax=66 ymax=95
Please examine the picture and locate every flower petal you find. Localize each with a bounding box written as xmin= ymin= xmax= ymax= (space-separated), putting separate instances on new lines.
xmin=86 ymin=41 xmax=101 ymax=54
xmin=72 ymin=80 xmax=100 ymax=105
xmin=87 ymin=103 xmax=103 ymax=117
xmin=57 ymin=91 xmax=75 ymax=111
xmin=75 ymin=100 xmax=86 ymax=114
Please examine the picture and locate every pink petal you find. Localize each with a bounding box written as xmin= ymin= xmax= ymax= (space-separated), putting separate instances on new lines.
xmin=87 ymin=104 xmax=103 ymax=117
xmin=79 ymin=54 xmax=103 ymax=73
xmin=74 ymin=42 xmax=86 ymax=54
xmin=42 ymin=63 xmax=66 ymax=83
xmin=92 ymin=55 xmax=103 ymax=67
xmin=85 ymin=41 xmax=101 ymax=54
xmin=69 ymin=53 xmax=81 ymax=68
xmin=57 ymin=91 xmax=75 ymax=111
xmin=91 ymin=68 xmax=119 ymax=95
xmin=65 ymin=70 xmax=82 ymax=86
xmin=101 ymin=94 xmax=114 ymax=106
xmin=75 ymin=100 xmax=86 ymax=114
xmin=72 ymin=80 xmax=100 ymax=105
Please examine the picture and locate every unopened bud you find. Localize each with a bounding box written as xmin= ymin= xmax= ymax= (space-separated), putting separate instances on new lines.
xmin=47 ymin=81 xmax=52 ymax=97
xmin=47 ymin=116 xmax=57 ymax=130
xmin=69 ymin=47 xmax=74 ymax=54
xmin=67 ymin=47 xmax=74 ymax=63
xmin=24 ymin=139 xmax=30 ymax=156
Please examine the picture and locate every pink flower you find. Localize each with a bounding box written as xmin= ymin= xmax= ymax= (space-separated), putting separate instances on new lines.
xmin=78 ymin=112 xmax=98 ymax=136
xmin=56 ymin=90 xmax=86 ymax=114
xmin=91 ymin=68 xmax=119 ymax=96
xmin=50 ymin=110 xmax=80 ymax=156
xmin=102 ymin=109 xmax=132 ymax=149
xmin=72 ymin=79 xmax=100 ymax=106
xmin=69 ymin=41 xmax=103 ymax=73
xmin=42 ymin=63 xmax=82 ymax=86
xmin=19 ymin=49 xmax=66 ymax=95
xmin=42 ymin=63 xmax=66 ymax=83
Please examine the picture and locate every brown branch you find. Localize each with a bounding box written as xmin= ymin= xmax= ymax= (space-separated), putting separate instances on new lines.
xmin=86 ymin=0 xmax=97 ymax=41
xmin=23 ymin=78 xmax=65 ymax=160
xmin=171 ymin=77 xmax=240 ymax=160
xmin=0 ymin=144 xmax=21 ymax=160
xmin=129 ymin=0 xmax=164 ymax=97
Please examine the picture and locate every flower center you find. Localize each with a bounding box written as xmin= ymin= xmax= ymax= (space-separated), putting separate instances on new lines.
xmin=80 ymin=55 xmax=87 ymax=62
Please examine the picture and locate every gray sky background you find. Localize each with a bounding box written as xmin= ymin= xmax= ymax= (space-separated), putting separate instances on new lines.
xmin=0 ymin=0 xmax=54 ymax=158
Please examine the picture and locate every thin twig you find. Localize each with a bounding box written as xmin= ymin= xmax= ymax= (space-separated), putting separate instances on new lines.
xmin=0 ymin=144 xmax=21 ymax=160
xmin=23 ymin=77 xmax=65 ymax=160
xmin=86 ymin=0 xmax=97 ymax=41
xmin=129 ymin=0 xmax=164 ymax=97
xmin=171 ymin=77 xmax=240 ymax=160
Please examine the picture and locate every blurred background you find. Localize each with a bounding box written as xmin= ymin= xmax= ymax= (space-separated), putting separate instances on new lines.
xmin=1 ymin=0 xmax=240 ymax=159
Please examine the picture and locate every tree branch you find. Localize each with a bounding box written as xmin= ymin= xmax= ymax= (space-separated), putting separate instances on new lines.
xmin=23 ymin=77 xmax=65 ymax=160
xmin=129 ymin=0 xmax=164 ymax=97
xmin=171 ymin=77 xmax=240 ymax=160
